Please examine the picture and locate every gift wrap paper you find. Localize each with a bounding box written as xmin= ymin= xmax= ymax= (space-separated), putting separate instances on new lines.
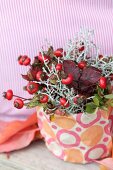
xmin=37 ymin=107 xmax=113 ymax=164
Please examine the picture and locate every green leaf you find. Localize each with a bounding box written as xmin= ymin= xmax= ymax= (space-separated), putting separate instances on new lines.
xmin=85 ymin=102 xmax=97 ymax=114
xmin=99 ymin=100 xmax=104 ymax=106
xmin=24 ymin=94 xmax=47 ymax=109
xmin=49 ymin=79 xmax=57 ymax=85
xmin=94 ymin=94 xmax=103 ymax=100
xmin=93 ymin=97 xmax=99 ymax=106
xmin=25 ymin=101 xmax=39 ymax=108
xmin=25 ymin=101 xmax=47 ymax=109
xmin=97 ymin=86 xmax=104 ymax=97
xmin=109 ymin=99 xmax=113 ymax=107
xmin=100 ymin=106 xmax=108 ymax=111
xmin=104 ymin=94 xmax=113 ymax=99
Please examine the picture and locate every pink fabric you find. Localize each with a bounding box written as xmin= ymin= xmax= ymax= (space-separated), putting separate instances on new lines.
xmin=0 ymin=112 xmax=41 ymax=152
xmin=0 ymin=0 xmax=113 ymax=120
xmin=96 ymin=158 xmax=113 ymax=170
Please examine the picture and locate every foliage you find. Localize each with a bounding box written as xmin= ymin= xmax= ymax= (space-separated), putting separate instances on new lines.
xmin=20 ymin=30 xmax=113 ymax=114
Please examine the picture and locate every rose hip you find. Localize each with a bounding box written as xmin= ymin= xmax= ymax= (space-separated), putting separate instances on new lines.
xmin=27 ymin=82 xmax=39 ymax=94
xmin=4 ymin=89 xmax=13 ymax=100
xmin=14 ymin=98 xmax=24 ymax=109
xmin=60 ymin=98 xmax=69 ymax=107
xmin=61 ymin=74 xmax=73 ymax=85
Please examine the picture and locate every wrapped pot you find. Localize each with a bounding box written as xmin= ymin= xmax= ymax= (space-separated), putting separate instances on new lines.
xmin=37 ymin=106 xmax=113 ymax=164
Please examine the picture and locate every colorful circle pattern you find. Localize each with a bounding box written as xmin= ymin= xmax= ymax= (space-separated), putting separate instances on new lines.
xmin=56 ymin=129 xmax=80 ymax=148
xmin=37 ymin=108 xmax=112 ymax=163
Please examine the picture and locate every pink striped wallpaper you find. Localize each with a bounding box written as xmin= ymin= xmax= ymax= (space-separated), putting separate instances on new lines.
xmin=0 ymin=0 xmax=113 ymax=119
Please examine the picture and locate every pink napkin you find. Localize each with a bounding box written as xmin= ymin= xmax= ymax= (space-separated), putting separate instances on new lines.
xmin=0 ymin=112 xmax=42 ymax=153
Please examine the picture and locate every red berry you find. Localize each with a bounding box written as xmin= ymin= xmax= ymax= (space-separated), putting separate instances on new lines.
xmin=18 ymin=56 xmax=23 ymax=65
xmin=4 ymin=89 xmax=13 ymax=100
xmin=27 ymin=82 xmax=39 ymax=94
xmin=73 ymin=97 xmax=78 ymax=104
xmin=18 ymin=55 xmax=31 ymax=66
xmin=98 ymin=55 xmax=103 ymax=60
xmin=99 ymin=77 xmax=107 ymax=89
xmin=23 ymin=57 xmax=31 ymax=66
xmin=40 ymin=94 xmax=48 ymax=103
xmin=60 ymin=98 xmax=69 ymax=107
xmin=79 ymin=46 xmax=85 ymax=52
xmin=56 ymin=63 xmax=63 ymax=71
xmin=36 ymin=71 xmax=43 ymax=81
xmin=61 ymin=74 xmax=73 ymax=85
xmin=14 ymin=98 xmax=24 ymax=109
xmin=54 ymin=48 xmax=66 ymax=57
xmin=42 ymin=87 xmax=47 ymax=92
xmin=78 ymin=61 xmax=87 ymax=69
xmin=38 ymin=53 xmax=50 ymax=63
xmin=73 ymin=95 xmax=81 ymax=104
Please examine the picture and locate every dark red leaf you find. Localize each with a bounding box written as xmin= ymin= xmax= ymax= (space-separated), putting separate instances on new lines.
xmin=63 ymin=60 xmax=81 ymax=81
xmin=63 ymin=60 xmax=102 ymax=95
xmin=21 ymin=74 xmax=31 ymax=81
xmin=27 ymin=69 xmax=37 ymax=80
xmin=79 ymin=67 xmax=102 ymax=94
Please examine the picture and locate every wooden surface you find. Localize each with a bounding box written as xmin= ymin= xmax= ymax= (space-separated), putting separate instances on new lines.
xmin=0 ymin=141 xmax=99 ymax=170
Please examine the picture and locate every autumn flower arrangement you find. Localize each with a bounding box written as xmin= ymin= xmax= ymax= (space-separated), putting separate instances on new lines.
xmin=3 ymin=30 xmax=113 ymax=165
xmin=3 ymin=30 xmax=113 ymax=116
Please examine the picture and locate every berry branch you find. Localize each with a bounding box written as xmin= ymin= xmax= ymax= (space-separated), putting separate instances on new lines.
xmin=3 ymin=30 xmax=113 ymax=115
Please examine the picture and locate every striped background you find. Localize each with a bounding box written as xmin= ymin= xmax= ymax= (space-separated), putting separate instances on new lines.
xmin=0 ymin=0 xmax=113 ymax=118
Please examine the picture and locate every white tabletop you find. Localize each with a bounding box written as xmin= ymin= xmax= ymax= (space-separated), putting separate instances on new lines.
xmin=0 ymin=141 xmax=99 ymax=170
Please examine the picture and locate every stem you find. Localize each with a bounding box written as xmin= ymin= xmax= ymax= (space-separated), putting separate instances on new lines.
xmin=13 ymin=95 xmax=32 ymax=101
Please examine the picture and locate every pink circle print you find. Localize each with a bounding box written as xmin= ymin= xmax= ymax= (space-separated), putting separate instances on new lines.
xmin=76 ymin=110 xmax=101 ymax=128
xmin=56 ymin=129 xmax=80 ymax=148
xmin=85 ymin=144 xmax=107 ymax=161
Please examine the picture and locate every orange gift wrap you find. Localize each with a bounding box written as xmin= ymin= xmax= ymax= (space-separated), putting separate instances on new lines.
xmin=37 ymin=106 xmax=113 ymax=164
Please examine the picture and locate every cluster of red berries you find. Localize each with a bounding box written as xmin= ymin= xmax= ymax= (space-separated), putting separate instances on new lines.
xmin=3 ymin=49 xmax=64 ymax=107
xmin=3 ymin=90 xmax=24 ymax=109
xmin=4 ymin=90 xmax=80 ymax=109
xmin=3 ymin=88 xmax=49 ymax=109
xmin=18 ymin=55 xmax=31 ymax=66
xmin=4 ymin=46 xmax=108 ymax=110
